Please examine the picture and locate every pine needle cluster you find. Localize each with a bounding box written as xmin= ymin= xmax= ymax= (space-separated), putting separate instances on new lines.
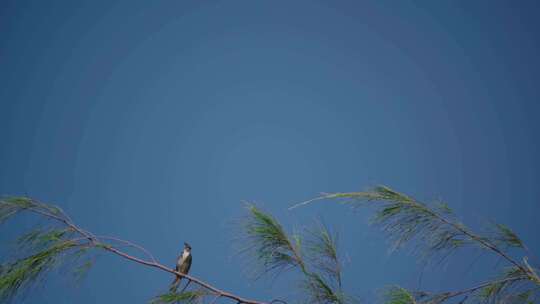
xmin=240 ymin=204 xmax=355 ymax=304
xmin=0 ymin=197 xmax=94 ymax=303
xmin=293 ymin=185 xmax=540 ymax=304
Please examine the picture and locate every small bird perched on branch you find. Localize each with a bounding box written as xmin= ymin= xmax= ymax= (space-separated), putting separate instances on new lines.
xmin=170 ymin=242 xmax=192 ymax=292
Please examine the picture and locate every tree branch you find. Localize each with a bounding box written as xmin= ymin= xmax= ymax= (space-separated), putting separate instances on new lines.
xmin=441 ymin=275 xmax=529 ymax=300
xmin=420 ymin=205 xmax=528 ymax=275
xmin=20 ymin=200 xmax=275 ymax=304
xmin=292 ymin=189 xmax=529 ymax=275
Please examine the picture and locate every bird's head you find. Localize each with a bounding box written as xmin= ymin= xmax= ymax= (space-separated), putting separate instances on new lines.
xmin=183 ymin=242 xmax=192 ymax=252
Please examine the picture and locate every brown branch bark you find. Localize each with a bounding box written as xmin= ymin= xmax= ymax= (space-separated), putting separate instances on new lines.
xmin=23 ymin=201 xmax=277 ymax=304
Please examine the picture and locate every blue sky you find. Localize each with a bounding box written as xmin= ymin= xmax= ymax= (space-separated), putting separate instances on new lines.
xmin=1 ymin=1 xmax=539 ymax=303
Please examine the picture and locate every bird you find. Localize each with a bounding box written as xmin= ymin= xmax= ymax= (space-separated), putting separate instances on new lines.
xmin=170 ymin=242 xmax=192 ymax=292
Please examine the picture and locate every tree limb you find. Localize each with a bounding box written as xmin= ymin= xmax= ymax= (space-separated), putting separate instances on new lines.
xmin=11 ymin=199 xmax=276 ymax=304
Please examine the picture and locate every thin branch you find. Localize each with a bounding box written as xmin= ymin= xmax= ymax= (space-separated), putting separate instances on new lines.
xmin=94 ymin=235 xmax=157 ymax=263
xmin=420 ymin=205 xmax=527 ymax=275
xmin=442 ymin=275 xmax=529 ymax=300
xmin=291 ymin=189 xmax=528 ymax=274
xmin=18 ymin=201 xmax=271 ymax=304
xmin=290 ymin=188 xmax=540 ymax=304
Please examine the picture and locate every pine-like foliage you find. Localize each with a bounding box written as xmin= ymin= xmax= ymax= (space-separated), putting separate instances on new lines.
xmin=291 ymin=185 xmax=540 ymax=304
xmin=382 ymin=286 xmax=416 ymax=304
xmin=240 ymin=204 xmax=355 ymax=304
xmin=305 ymin=221 xmax=342 ymax=289
xmin=0 ymin=197 xmax=94 ymax=303
xmin=240 ymin=204 xmax=306 ymax=276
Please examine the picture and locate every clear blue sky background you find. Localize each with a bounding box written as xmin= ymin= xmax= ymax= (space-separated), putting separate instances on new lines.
xmin=1 ymin=1 xmax=539 ymax=303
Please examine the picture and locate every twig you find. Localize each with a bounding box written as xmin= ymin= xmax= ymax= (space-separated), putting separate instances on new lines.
xmin=442 ymin=275 xmax=528 ymax=299
xmin=95 ymin=235 xmax=157 ymax=263
xmin=421 ymin=206 xmax=528 ymax=275
xmin=291 ymin=191 xmax=529 ymax=275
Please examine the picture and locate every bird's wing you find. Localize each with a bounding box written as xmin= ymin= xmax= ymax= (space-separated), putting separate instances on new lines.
xmin=179 ymin=254 xmax=192 ymax=274
xmin=175 ymin=255 xmax=182 ymax=271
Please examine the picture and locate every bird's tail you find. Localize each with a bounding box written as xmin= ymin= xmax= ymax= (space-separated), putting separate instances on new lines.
xmin=170 ymin=275 xmax=182 ymax=292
